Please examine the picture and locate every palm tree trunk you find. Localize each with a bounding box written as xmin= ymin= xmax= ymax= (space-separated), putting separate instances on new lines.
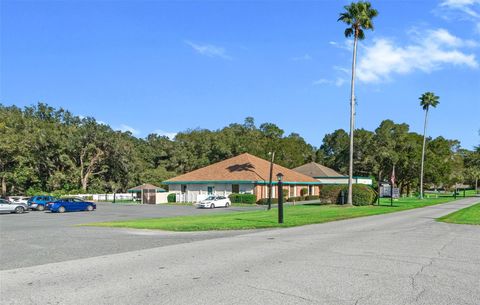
xmin=347 ymin=35 xmax=358 ymax=206
xmin=420 ymin=108 xmax=429 ymax=199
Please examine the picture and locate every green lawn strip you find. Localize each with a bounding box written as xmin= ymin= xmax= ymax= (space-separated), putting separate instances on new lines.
xmin=437 ymin=203 xmax=480 ymax=225
xmin=83 ymin=197 xmax=456 ymax=232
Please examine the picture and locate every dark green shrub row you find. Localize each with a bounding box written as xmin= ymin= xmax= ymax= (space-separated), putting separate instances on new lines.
xmin=305 ymin=195 xmax=319 ymax=200
xmin=257 ymin=198 xmax=279 ymax=205
xmin=167 ymin=193 xmax=176 ymax=202
xmin=228 ymin=193 xmax=257 ymax=204
xmin=287 ymin=196 xmax=302 ymax=202
xmin=319 ymin=185 xmax=376 ymax=206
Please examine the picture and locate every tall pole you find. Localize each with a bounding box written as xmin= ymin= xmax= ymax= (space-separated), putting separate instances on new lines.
xmin=267 ymin=152 xmax=275 ymax=210
xmin=420 ymin=107 xmax=429 ymax=199
xmin=377 ymin=170 xmax=382 ymax=205
xmin=347 ymin=33 xmax=359 ymax=206
xmin=278 ymin=179 xmax=284 ymax=224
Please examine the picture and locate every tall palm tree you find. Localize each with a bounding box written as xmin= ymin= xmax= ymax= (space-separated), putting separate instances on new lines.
xmin=419 ymin=92 xmax=440 ymax=199
xmin=338 ymin=1 xmax=378 ymax=205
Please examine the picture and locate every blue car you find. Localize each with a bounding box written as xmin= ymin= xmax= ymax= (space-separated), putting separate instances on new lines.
xmin=28 ymin=196 xmax=57 ymax=211
xmin=49 ymin=197 xmax=96 ymax=213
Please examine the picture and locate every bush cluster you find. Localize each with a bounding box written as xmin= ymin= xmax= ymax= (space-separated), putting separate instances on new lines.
xmin=287 ymin=196 xmax=302 ymax=202
xmin=167 ymin=193 xmax=176 ymax=203
xmin=319 ymin=184 xmax=376 ymax=206
xmin=228 ymin=193 xmax=257 ymax=204
xmin=256 ymin=198 xmax=278 ymax=205
xmin=305 ymin=195 xmax=319 ymax=200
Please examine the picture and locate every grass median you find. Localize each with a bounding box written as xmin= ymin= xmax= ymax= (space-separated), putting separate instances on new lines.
xmin=437 ymin=202 xmax=480 ymax=225
xmin=83 ymin=197 xmax=458 ymax=232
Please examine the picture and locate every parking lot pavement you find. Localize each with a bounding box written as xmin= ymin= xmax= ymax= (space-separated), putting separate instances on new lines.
xmin=0 ymin=202 xmax=261 ymax=270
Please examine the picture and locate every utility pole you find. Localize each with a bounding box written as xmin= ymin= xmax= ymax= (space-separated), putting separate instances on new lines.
xmin=267 ymin=152 xmax=275 ymax=210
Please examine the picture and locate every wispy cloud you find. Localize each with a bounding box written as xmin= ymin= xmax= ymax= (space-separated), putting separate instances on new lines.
xmin=313 ymin=77 xmax=346 ymax=87
xmin=355 ymin=28 xmax=478 ymax=83
xmin=292 ymin=54 xmax=312 ymax=61
xmin=153 ymin=129 xmax=177 ymax=140
xmin=438 ymin=0 xmax=480 ymax=33
xmin=118 ymin=124 xmax=140 ymax=136
xmin=185 ymin=40 xmax=232 ymax=60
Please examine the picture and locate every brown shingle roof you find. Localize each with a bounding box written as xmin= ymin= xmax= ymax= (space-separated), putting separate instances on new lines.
xmin=128 ymin=183 xmax=165 ymax=192
xmin=292 ymin=162 xmax=343 ymax=178
xmin=164 ymin=153 xmax=319 ymax=183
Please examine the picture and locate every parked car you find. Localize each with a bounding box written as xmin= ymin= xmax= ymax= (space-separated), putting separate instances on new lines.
xmin=197 ymin=196 xmax=231 ymax=208
xmin=28 ymin=196 xmax=57 ymax=211
xmin=0 ymin=198 xmax=28 ymax=214
xmin=49 ymin=197 xmax=96 ymax=213
xmin=7 ymin=196 xmax=30 ymax=205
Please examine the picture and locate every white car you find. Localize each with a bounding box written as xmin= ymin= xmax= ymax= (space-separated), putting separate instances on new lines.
xmin=197 ymin=196 xmax=231 ymax=209
xmin=0 ymin=198 xmax=28 ymax=214
xmin=7 ymin=196 xmax=30 ymax=205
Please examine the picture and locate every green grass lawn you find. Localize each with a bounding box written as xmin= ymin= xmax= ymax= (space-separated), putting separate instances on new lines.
xmin=83 ymin=197 xmax=457 ymax=232
xmin=437 ymin=203 xmax=480 ymax=225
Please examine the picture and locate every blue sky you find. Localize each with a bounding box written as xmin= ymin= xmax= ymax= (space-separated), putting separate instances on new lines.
xmin=1 ymin=0 xmax=479 ymax=149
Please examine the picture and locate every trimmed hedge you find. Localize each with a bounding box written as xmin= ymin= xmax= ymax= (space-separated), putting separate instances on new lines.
xmin=229 ymin=193 xmax=257 ymax=204
xmin=287 ymin=196 xmax=303 ymax=202
xmin=305 ymin=195 xmax=319 ymax=200
xmin=257 ymin=198 xmax=278 ymax=205
xmin=167 ymin=193 xmax=176 ymax=203
xmin=319 ymin=184 xmax=376 ymax=206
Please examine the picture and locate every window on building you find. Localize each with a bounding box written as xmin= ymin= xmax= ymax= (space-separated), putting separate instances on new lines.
xmin=309 ymin=185 xmax=313 ymax=195
xmin=181 ymin=185 xmax=187 ymax=193
xmin=290 ymin=185 xmax=295 ymax=197
xmin=232 ymin=184 xmax=240 ymax=193
xmin=207 ymin=186 xmax=214 ymax=195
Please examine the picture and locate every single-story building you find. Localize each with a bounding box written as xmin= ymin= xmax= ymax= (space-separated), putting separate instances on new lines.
xmin=163 ymin=153 xmax=321 ymax=202
xmin=292 ymin=162 xmax=373 ymax=185
xmin=127 ymin=183 xmax=167 ymax=204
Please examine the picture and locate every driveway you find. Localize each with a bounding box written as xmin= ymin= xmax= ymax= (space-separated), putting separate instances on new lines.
xmin=0 ymin=202 xmax=260 ymax=270
xmin=1 ymin=198 xmax=479 ymax=305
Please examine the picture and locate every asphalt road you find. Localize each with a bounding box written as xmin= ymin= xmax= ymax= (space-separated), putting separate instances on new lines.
xmin=1 ymin=198 xmax=479 ymax=305
xmin=0 ymin=202 xmax=261 ymax=270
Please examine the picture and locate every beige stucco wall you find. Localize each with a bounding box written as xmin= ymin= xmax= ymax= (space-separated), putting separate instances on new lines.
xmin=167 ymin=183 xmax=255 ymax=202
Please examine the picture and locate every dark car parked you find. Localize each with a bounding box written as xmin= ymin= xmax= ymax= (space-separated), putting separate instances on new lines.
xmin=28 ymin=196 xmax=57 ymax=211
xmin=49 ymin=197 xmax=96 ymax=213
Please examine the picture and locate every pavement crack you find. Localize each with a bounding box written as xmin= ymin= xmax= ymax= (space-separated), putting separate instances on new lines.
xmin=246 ymin=284 xmax=317 ymax=303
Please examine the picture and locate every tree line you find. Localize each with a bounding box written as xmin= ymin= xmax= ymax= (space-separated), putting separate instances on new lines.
xmin=1 ymin=103 xmax=478 ymax=196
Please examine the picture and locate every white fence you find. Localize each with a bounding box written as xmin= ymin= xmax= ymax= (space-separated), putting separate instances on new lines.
xmin=75 ymin=193 xmax=136 ymax=201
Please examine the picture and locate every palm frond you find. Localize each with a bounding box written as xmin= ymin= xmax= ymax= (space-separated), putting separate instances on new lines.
xmin=338 ymin=1 xmax=378 ymax=40
xmin=357 ymin=29 xmax=365 ymax=40
xmin=344 ymin=28 xmax=354 ymax=38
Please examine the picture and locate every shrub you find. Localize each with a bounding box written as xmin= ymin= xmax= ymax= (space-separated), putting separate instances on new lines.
xmin=229 ymin=193 xmax=257 ymax=204
xmin=305 ymin=195 xmax=319 ymax=200
xmin=257 ymin=198 xmax=278 ymax=205
xmin=287 ymin=196 xmax=302 ymax=202
xmin=300 ymin=188 xmax=308 ymax=196
xmin=351 ymin=184 xmax=376 ymax=206
xmin=167 ymin=193 xmax=176 ymax=203
xmin=319 ymin=185 xmax=345 ymax=204
xmin=319 ymin=185 xmax=376 ymax=206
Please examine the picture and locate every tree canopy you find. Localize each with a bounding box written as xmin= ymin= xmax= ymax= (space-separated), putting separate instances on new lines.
xmin=0 ymin=103 xmax=476 ymax=196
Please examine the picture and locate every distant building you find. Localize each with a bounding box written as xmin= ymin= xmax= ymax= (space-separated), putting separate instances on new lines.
xmin=292 ymin=162 xmax=373 ymax=186
xmin=164 ymin=153 xmax=321 ymax=202
xmin=127 ymin=183 xmax=166 ymax=204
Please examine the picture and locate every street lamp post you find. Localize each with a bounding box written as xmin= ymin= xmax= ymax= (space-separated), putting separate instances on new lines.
xmin=277 ymin=172 xmax=284 ymax=224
